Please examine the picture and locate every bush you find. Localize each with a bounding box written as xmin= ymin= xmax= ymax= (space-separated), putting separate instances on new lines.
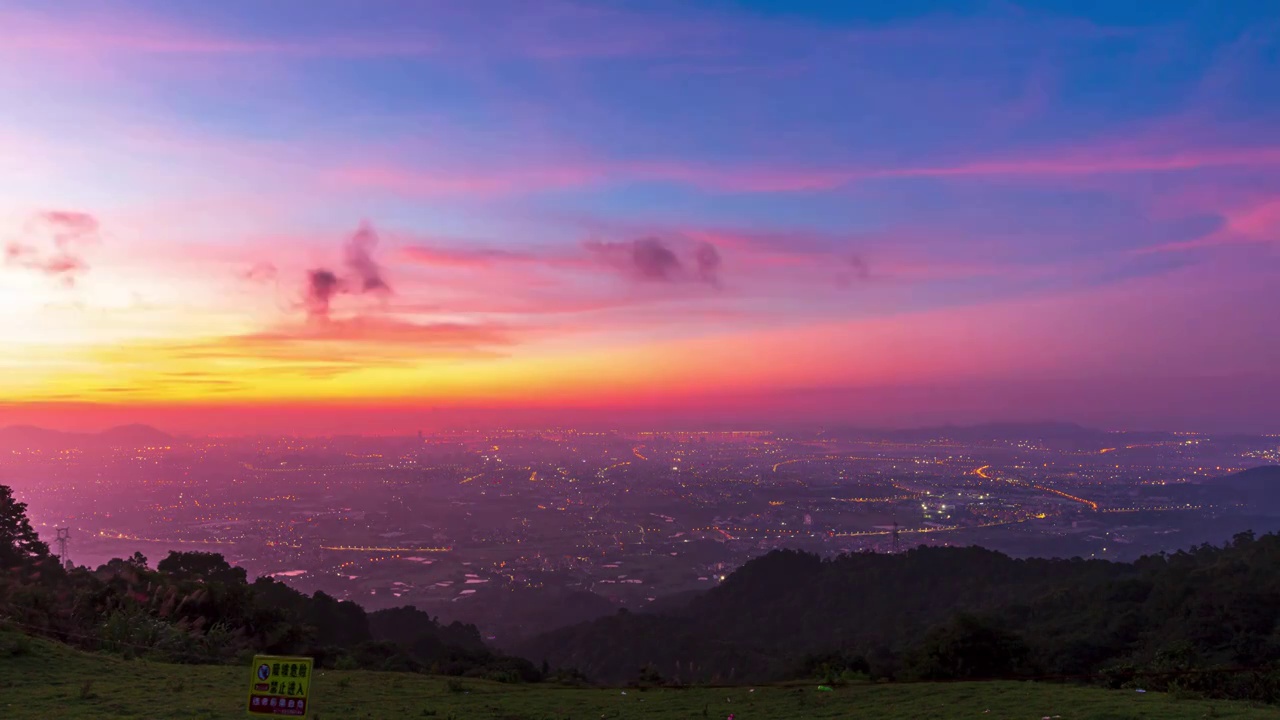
xmin=904 ymin=614 xmax=1031 ymax=681
xmin=0 ymin=632 xmax=32 ymax=657
xmin=545 ymin=668 xmax=591 ymax=686
xmin=839 ymin=669 xmax=871 ymax=684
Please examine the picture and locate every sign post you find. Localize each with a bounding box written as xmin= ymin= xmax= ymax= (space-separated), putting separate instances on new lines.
xmin=247 ymin=654 xmax=314 ymax=718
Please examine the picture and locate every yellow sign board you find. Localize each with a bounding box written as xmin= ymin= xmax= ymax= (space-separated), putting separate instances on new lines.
xmin=247 ymin=654 xmax=313 ymax=717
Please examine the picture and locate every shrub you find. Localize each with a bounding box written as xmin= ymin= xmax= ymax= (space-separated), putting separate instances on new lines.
xmin=0 ymin=633 xmax=32 ymax=657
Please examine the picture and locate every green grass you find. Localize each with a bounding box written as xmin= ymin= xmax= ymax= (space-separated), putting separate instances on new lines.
xmin=0 ymin=630 xmax=1273 ymax=719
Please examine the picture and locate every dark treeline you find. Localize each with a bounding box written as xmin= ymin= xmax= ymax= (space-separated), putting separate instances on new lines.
xmin=0 ymin=484 xmax=541 ymax=682
xmin=519 ymin=532 xmax=1280 ymax=701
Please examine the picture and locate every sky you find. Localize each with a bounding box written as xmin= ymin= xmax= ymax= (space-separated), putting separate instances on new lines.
xmin=2 ymin=0 xmax=1279 ymax=434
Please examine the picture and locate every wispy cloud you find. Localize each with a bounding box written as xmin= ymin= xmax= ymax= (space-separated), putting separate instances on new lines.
xmin=1137 ymin=197 xmax=1280 ymax=254
xmin=230 ymin=316 xmax=512 ymax=356
xmin=4 ymin=210 xmax=100 ymax=286
xmin=400 ymin=246 xmax=544 ymax=269
xmin=323 ymin=165 xmax=600 ymax=198
xmin=319 ymin=142 xmax=1280 ymax=200
xmin=81 ymin=316 xmax=517 ymax=390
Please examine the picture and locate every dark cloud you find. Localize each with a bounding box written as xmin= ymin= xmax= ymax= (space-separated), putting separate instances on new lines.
xmin=835 ymin=254 xmax=872 ymax=287
xmin=3 ymin=210 xmax=99 ymax=286
xmin=344 ymin=220 xmax=390 ymax=293
xmin=848 ymin=254 xmax=870 ymax=279
xmin=241 ymin=262 xmax=278 ymax=283
xmin=304 ymin=268 xmax=343 ymax=318
xmin=301 ymin=222 xmax=393 ymax=319
xmin=630 ymin=237 xmax=682 ymax=280
xmin=693 ymin=241 xmax=721 ymax=285
xmin=585 ymin=237 xmax=720 ymax=286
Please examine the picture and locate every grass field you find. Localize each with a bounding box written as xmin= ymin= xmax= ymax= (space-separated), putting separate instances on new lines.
xmin=0 ymin=630 xmax=1274 ymax=720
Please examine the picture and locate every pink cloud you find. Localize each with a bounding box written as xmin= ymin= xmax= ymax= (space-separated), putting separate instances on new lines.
xmin=1225 ymin=198 xmax=1280 ymax=237
xmin=650 ymin=142 xmax=1280 ymax=190
xmin=885 ymin=146 xmax=1280 ymax=180
xmin=319 ymin=142 xmax=1280 ymax=200
xmin=678 ymin=226 xmax=1011 ymax=283
xmin=4 ymin=210 xmax=100 ymax=286
xmin=238 ymin=316 xmax=512 ymax=350
xmin=620 ymin=162 xmax=854 ymax=193
xmin=324 ymin=165 xmax=602 ymax=198
xmin=241 ymin=262 xmax=279 ymax=283
xmin=417 ymin=293 xmax=680 ymax=317
xmin=400 ymin=246 xmax=544 ymax=269
xmin=1139 ymin=196 xmax=1280 ymax=254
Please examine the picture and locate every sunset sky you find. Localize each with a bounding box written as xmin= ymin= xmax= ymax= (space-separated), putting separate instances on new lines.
xmin=3 ymin=0 xmax=1279 ymax=434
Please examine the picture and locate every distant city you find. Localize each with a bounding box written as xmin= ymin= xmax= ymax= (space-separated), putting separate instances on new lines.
xmin=5 ymin=421 xmax=1278 ymax=648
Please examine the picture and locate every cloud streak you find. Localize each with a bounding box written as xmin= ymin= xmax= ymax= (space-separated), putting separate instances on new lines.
xmin=320 ymin=143 xmax=1280 ymax=200
xmin=400 ymin=246 xmax=542 ymax=269
xmin=86 ymin=317 xmax=516 ymax=384
xmin=1137 ymin=197 xmax=1280 ymax=255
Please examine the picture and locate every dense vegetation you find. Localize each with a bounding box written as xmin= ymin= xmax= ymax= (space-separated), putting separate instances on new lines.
xmin=520 ymin=527 xmax=1280 ymax=702
xmin=0 ymin=484 xmax=538 ymax=682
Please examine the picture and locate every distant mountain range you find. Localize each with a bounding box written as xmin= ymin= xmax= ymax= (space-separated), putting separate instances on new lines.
xmin=0 ymin=423 xmax=174 ymax=451
xmin=822 ymin=421 xmax=1251 ymax=450
xmin=884 ymin=421 xmax=1109 ymax=442
xmin=820 ymin=421 xmax=1138 ymax=449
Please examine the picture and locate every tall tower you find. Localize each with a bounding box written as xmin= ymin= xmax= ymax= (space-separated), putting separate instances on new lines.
xmin=891 ymin=520 xmax=900 ymax=554
xmin=55 ymin=527 xmax=72 ymax=568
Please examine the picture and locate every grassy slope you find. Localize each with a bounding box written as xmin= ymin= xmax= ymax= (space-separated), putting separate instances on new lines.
xmin=0 ymin=631 xmax=1273 ymax=720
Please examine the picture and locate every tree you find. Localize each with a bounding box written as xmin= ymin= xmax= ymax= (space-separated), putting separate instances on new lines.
xmin=156 ymin=551 xmax=247 ymax=585
xmin=905 ymin=613 xmax=1031 ymax=680
xmin=0 ymin=484 xmax=50 ymax=567
xmin=305 ymin=591 xmax=371 ymax=647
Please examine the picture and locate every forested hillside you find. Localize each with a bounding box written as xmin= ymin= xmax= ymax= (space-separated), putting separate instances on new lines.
xmin=0 ymin=484 xmax=538 ymax=681
xmin=520 ymin=532 xmax=1280 ymax=702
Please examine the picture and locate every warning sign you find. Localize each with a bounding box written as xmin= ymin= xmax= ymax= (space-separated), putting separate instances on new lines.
xmin=247 ymin=655 xmax=313 ymax=717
